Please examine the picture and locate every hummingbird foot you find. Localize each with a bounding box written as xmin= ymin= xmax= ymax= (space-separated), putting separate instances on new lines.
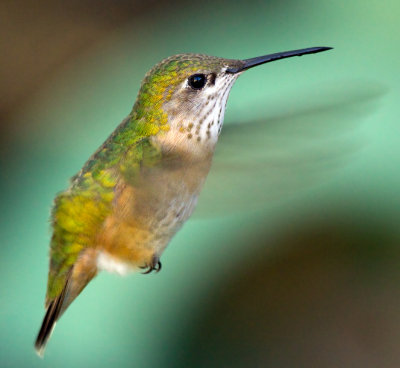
xmin=141 ymin=256 xmax=162 ymax=274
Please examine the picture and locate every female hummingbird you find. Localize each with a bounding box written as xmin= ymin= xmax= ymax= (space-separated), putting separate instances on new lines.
xmin=34 ymin=46 xmax=331 ymax=355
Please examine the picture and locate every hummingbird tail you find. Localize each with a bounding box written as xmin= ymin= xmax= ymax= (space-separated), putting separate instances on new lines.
xmin=34 ymin=272 xmax=71 ymax=357
xmin=34 ymin=251 xmax=98 ymax=357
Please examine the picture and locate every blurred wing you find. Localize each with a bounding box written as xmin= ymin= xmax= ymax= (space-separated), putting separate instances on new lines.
xmin=194 ymin=81 xmax=386 ymax=217
xmin=46 ymin=134 xmax=161 ymax=303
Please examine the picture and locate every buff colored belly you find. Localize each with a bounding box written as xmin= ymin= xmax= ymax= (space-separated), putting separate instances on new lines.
xmin=95 ymin=158 xmax=209 ymax=271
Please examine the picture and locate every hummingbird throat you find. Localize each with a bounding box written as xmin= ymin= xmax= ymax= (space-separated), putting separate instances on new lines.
xmin=160 ymin=72 xmax=239 ymax=152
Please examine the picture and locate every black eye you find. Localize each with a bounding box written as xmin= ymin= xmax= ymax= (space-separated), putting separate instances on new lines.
xmin=188 ymin=74 xmax=207 ymax=90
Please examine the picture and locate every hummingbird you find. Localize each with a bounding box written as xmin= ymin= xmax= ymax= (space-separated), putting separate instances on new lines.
xmin=34 ymin=46 xmax=332 ymax=356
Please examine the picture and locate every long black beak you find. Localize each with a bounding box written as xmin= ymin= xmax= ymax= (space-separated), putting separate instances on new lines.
xmin=226 ymin=46 xmax=333 ymax=73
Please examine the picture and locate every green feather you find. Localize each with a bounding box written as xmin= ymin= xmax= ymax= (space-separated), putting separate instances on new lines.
xmin=45 ymin=54 xmax=222 ymax=301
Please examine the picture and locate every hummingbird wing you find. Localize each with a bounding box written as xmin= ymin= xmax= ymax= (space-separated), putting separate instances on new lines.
xmin=44 ymin=115 xmax=164 ymax=305
xmin=35 ymin=177 xmax=114 ymax=355
xmin=194 ymin=81 xmax=386 ymax=217
xmin=36 ymin=115 xmax=163 ymax=354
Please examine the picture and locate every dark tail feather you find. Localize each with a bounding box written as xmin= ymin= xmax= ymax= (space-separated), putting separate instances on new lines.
xmin=34 ymin=275 xmax=70 ymax=357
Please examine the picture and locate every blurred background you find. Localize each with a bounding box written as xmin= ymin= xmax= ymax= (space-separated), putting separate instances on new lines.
xmin=1 ymin=0 xmax=400 ymax=367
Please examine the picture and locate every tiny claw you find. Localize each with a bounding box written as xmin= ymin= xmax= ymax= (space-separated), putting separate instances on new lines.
xmin=142 ymin=257 xmax=162 ymax=274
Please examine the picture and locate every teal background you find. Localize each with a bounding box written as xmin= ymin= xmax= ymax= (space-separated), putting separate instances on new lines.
xmin=2 ymin=0 xmax=400 ymax=366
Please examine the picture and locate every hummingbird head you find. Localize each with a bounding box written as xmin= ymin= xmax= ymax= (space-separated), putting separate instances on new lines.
xmin=132 ymin=47 xmax=332 ymax=156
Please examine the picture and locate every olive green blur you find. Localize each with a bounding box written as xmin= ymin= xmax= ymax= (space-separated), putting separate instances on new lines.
xmin=1 ymin=0 xmax=400 ymax=367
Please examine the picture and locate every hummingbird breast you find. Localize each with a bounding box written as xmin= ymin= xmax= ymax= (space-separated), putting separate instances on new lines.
xmin=95 ymin=152 xmax=212 ymax=272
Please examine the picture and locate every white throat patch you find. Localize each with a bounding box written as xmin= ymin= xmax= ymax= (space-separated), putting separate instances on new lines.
xmin=159 ymin=72 xmax=239 ymax=155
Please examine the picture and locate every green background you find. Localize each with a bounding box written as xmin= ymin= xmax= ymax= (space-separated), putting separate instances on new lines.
xmin=2 ymin=0 xmax=400 ymax=366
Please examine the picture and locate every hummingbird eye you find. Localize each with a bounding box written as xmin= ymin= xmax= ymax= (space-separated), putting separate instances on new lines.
xmin=188 ymin=74 xmax=207 ymax=90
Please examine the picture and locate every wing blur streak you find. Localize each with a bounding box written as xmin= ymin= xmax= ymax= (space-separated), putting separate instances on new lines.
xmin=194 ymin=81 xmax=386 ymax=217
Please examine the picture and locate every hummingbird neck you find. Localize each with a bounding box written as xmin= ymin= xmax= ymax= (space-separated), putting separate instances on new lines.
xmin=154 ymin=73 xmax=238 ymax=158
